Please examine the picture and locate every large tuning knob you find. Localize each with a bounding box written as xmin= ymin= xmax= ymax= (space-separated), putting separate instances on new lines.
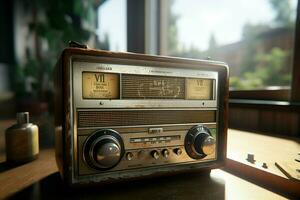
xmin=83 ymin=129 xmax=124 ymax=170
xmin=184 ymin=125 xmax=216 ymax=159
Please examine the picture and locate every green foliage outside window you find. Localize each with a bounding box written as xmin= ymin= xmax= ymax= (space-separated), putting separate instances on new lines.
xmin=15 ymin=0 xmax=98 ymax=100
xmin=167 ymin=0 xmax=295 ymax=90
xmin=230 ymin=48 xmax=290 ymax=89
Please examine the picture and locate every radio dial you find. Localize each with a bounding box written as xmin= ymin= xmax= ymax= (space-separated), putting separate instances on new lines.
xmin=185 ymin=125 xmax=216 ymax=159
xmin=83 ymin=129 xmax=124 ymax=170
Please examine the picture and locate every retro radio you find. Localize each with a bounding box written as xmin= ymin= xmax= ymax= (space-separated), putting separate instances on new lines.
xmin=54 ymin=46 xmax=228 ymax=186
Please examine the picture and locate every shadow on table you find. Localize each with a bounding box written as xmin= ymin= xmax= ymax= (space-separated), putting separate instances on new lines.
xmin=0 ymin=161 xmax=13 ymax=172
xmin=8 ymin=171 xmax=225 ymax=200
xmin=0 ymin=161 xmax=25 ymax=173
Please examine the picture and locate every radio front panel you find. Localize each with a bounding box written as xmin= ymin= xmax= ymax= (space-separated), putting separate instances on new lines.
xmin=77 ymin=123 xmax=217 ymax=176
xmin=72 ymin=61 xmax=218 ymax=108
xmin=54 ymin=48 xmax=228 ymax=186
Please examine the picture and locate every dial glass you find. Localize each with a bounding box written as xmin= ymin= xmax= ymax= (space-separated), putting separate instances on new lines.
xmin=82 ymin=72 xmax=119 ymax=99
xmin=122 ymin=74 xmax=185 ymax=99
xmin=186 ymin=78 xmax=214 ymax=100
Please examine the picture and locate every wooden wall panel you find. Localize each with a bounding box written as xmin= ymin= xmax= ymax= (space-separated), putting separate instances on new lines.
xmin=229 ymin=107 xmax=300 ymax=136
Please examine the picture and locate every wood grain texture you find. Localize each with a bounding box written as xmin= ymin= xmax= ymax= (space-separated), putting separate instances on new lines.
xmin=229 ymin=106 xmax=300 ymax=136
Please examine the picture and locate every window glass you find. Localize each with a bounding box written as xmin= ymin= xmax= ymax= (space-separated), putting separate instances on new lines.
xmin=164 ymin=0 xmax=297 ymax=90
xmin=97 ymin=0 xmax=127 ymax=51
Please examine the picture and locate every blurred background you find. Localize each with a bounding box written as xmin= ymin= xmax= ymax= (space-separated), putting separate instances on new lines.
xmin=0 ymin=0 xmax=298 ymax=149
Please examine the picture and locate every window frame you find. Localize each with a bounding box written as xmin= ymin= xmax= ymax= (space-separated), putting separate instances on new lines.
xmin=291 ymin=0 xmax=300 ymax=102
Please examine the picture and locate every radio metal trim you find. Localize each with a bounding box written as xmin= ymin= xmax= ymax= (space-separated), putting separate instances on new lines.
xmin=54 ymin=48 xmax=229 ymax=186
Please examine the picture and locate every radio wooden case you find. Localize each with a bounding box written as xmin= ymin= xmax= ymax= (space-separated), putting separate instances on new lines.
xmin=54 ymin=47 xmax=229 ymax=186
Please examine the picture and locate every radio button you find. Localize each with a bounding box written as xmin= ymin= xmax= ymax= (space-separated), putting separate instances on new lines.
xmin=173 ymin=148 xmax=182 ymax=156
xmin=162 ymin=149 xmax=170 ymax=158
xmin=126 ymin=152 xmax=134 ymax=161
xmin=151 ymin=150 xmax=160 ymax=159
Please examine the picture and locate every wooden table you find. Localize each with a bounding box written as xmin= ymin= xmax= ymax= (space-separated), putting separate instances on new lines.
xmin=226 ymin=129 xmax=300 ymax=197
xmin=0 ymin=150 xmax=288 ymax=199
xmin=227 ymin=129 xmax=300 ymax=177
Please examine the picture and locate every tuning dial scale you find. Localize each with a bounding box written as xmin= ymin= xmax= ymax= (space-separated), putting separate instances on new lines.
xmin=184 ymin=125 xmax=216 ymax=159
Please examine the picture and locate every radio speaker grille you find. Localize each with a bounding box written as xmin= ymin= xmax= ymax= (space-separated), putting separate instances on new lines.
xmin=122 ymin=74 xmax=185 ymax=99
xmin=77 ymin=110 xmax=215 ymax=128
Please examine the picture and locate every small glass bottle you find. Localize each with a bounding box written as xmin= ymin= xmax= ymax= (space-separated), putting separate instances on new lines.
xmin=5 ymin=112 xmax=39 ymax=164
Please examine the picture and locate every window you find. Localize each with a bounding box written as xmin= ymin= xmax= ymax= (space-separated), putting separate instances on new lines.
xmin=161 ymin=0 xmax=298 ymax=91
xmin=97 ymin=0 xmax=127 ymax=51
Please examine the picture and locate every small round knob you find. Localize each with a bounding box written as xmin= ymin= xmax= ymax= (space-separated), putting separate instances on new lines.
xmin=126 ymin=152 xmax=134 ymax=161
xmin=151 ymin=150 xmax=160 ymax=159
xmin=173 ymin=148 xmax=182 ymax=156
xmin=185 ymin=125 xmax=216 ymax=159
xmin=162 ymin=149 xmax=169 ymax=158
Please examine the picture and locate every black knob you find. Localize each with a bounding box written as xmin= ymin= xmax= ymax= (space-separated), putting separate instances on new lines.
xmin=83 ymin=129 xmax=124 ymax=170
xmin=151 ymin=150 xmax=160 ymax=159
xmin=184 ymin=125 xmax=216 ymax=159
xmin=173 ymin=148 xmax=182 ymax=156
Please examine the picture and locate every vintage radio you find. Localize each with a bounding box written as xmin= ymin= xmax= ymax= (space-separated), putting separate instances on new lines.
xmin=54 ymin=46 xmax=228 ymax=186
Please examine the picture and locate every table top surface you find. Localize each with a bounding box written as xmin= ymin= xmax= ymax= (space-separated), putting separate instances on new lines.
xmin=0 ymin=149 xmax=287 ymax=200
xmin=227 ymin=129 xmax=300 ymax=178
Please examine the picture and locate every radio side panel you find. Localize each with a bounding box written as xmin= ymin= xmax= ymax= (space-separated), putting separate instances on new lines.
xmin=216 ymin=64 xmax=229 ymax=165
xmin=54 ymin=49 xmax=74 ymax=184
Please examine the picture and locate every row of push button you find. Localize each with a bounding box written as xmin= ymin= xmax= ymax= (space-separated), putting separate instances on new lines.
xmin=130 ymin=135 xmax=180 ymax=143
xmin=126 ymin=148 xmax=182 ymax=161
